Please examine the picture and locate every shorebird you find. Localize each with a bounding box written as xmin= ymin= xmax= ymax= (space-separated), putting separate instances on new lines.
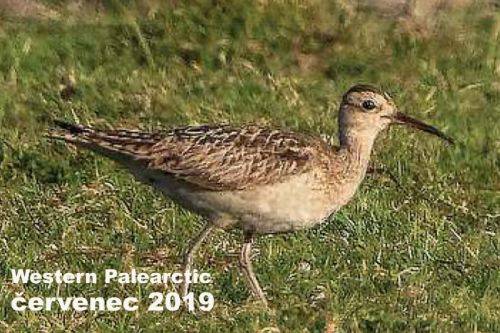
xmin=49 ymin=84 xmax=453 ymax=306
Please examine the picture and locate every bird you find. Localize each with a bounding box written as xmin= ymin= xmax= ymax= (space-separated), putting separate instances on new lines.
xmin=48 ymin=84 xmax=453 ymax=307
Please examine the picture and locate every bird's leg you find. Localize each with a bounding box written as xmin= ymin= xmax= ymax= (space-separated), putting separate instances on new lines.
xmin=180 ymin=223 xmax=214 ymax=298
xmin=239 ymin=232 xmax=268 ymax=307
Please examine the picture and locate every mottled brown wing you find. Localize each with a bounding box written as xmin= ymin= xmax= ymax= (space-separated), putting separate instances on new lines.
xmin=50 ymin=122 xmax=325 ymax=191
xmin=147 ymin=124 xmax=322 ymax=190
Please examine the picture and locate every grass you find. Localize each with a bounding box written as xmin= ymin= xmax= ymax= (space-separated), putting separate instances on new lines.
xmin=0 ymin=0 xmax=499 ymax=332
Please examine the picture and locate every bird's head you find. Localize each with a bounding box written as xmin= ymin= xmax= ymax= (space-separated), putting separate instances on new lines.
xmin=338 ymin=84 xmax=453 ymax=145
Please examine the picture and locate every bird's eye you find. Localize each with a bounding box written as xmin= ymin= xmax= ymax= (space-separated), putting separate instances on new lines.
xmin=361 ymin=99 xmax=377 ymax=111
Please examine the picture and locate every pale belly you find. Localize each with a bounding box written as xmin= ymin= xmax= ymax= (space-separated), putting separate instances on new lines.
xmin=132 ymin=167 xmax=361 ymax=234
xmin=206 ymin=173 xmax=341 ymax=233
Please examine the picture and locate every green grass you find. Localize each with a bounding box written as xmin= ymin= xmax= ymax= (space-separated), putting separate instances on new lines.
xmin=0 ymin=1 xmax=499 ymax=332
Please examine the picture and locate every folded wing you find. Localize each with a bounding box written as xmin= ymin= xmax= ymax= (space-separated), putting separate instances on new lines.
xmin=49 ymin=122 xmax=326 ymax=190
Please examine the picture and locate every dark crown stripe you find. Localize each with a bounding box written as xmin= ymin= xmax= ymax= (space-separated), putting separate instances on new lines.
xmin=345 ymin=84 xmax=383 ymax=95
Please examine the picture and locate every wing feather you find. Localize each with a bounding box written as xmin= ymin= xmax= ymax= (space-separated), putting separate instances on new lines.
xmin=50 ymin=122 xmax=329 ymax=191
xmin=145 ymin=124 xmax=323 ymax=190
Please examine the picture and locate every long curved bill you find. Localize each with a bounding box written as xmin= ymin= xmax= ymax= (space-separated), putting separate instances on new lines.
xmin=392 ymin=112 xmax=454 ymax=144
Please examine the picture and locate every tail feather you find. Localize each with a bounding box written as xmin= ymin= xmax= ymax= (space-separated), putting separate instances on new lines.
xmin=47 ymin=120 xmax=163 ymax=162
xmin=53 ymin=120 xmax=88 ymax=134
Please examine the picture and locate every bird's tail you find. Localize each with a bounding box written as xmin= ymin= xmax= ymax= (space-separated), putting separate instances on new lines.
xmin=48 ymin=120 xmax=94 ymax=143
xmin=47 ymin=120 xmax=163 ymax=162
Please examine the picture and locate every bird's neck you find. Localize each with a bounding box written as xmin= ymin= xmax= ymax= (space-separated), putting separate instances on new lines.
xmin=321 ymin=129 xmax=378 ymax=208
xmin=339 ymin=128 xmax=377 ymax=174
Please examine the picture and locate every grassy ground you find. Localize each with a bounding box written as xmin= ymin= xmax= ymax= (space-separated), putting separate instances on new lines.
xmin=0 ymin=1 xmax=499 ymax=332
